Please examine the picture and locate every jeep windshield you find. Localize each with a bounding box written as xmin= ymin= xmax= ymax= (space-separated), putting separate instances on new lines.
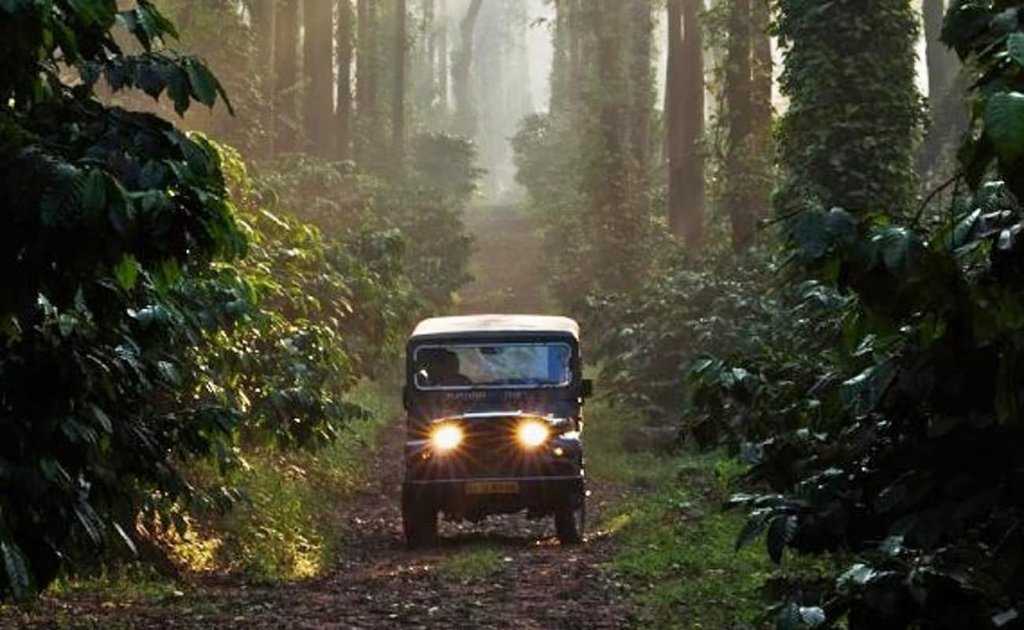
xmin=413 ymin=342 xmax=572 ymax=390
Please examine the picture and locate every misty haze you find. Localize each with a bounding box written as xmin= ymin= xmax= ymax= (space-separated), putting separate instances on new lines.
xmin=0 ymin=1 xmax=1021 ymax=629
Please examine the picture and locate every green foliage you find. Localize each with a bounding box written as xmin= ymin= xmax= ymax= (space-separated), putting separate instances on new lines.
xmin=611 ymin=485 xmax=776 ymax=629
xmin=186 ymin=144 xmax=411 ymax=449
xmin=0 ymin=0 xmax=241 ymax=598
xmin=142 ymin=0 xmax=267 ymax=152
xmin=592 ymin=249 xmax=848 ymax=450
xmin=774 ymin=0 xmax=925 ymax=219
xmin=711 ymin=2 xmax=1024 ymax=627
xmin=254 ymin=131 xmax=478 ymax=314
xmin=592 ymin=397 xmax=780 ymax=629
xmin=512 ymin=112 xmax=588 ymax=307
xmin=512 ymin=111 xmax=661 ymax=313
xmin=513 ymin=1 xmax=660 ymax=312
xmin=205 ymin=397 xmax=390 ymax=582
xmin=593 ymin=2 xmax=1024 ymax=627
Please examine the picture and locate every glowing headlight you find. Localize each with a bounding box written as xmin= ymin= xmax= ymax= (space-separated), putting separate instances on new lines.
xmin=431 ymin=424 xmax=464 ymax=452
xmin=517 ymin=420 xmax=551 ymax=448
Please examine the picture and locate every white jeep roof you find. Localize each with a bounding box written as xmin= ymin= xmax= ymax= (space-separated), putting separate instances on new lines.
xmin=410 ymin=314 xmax=580 ymax=339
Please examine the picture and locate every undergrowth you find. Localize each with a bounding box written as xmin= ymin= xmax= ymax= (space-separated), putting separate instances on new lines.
xmin=589 ymin=398 xmax=829 ymax=629
xmin=48 ymin=377 xmax=399 ymax=597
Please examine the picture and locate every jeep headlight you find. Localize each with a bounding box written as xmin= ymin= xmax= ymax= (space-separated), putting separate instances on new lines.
xmin=431 ymin=423 xmax=464 ymax=452
xmin=517 ymin=420 xmax=550 ymax=448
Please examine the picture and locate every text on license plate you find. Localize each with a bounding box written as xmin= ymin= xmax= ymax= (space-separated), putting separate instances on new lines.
xmin=465 ymin=481 xmax=519 ymax=495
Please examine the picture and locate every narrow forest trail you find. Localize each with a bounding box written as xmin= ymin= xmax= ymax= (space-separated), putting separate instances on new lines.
xmin=3 ymin=204 xmax=640 ymax=629
xmin=458 ymin=205 xmax=549 ymax=315
xmin=7 ymin=417 xmax=636 ymax=629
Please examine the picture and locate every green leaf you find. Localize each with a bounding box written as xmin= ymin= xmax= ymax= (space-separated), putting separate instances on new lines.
xmin=107 ymin=185 xmax=134 ymax=235
xmin=1008 ymin=32 xmax=1024 ymax=66
xmin=74 ymin=503 xmax=106 ymax=547
xmin=766 ymin=514 xmax=798 ymax=563
xmin=789 ymin=208 xmax=856 ymax=264
xmin=166 ymin=66 xmax=190 ymax=115
xmin=873 ymin=227 xmax=914 ymax=273
xmin=81 ymin=170 xmax=106 ymax=212
xmin=185 ymin=60 xmax=218 ymax=108
xmin=113 ymin=523 xmax=137 ymax=557
xmin=735 ymin=515 xmax=768 ymax=551
xmin=88 ymin=403 xmax=113 ymax=434
xmin=984 ymin=92 xmax=1024 ymax=164
xmin=1 ymin=540 xmax=33 ymax=601
xmin=779 ymin=603 xmax=826 ymax=630
xmin=113 ymin=255 xmax=139 ymax=290
xmin=838 ymin=563 xmax=876 ymax=588
xmin=941 ymin=3 xmax=991 ymax=55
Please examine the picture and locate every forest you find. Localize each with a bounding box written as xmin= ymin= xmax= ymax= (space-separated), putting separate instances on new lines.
xmin=1 ymin=0 xmax=1023 ymax=628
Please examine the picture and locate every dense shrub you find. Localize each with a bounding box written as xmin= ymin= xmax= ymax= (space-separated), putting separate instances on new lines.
xmin=0 ymin=0 xmax=444 ymax=599
xmin=188 ymin=144 xmax=414 ymax=449
xmin=717 ymin=3 xmax=1024 ymax=627
xmin=0 ymin=0 xmax=244 ymax=598
xmin=592 ymin=248 xmax=848 ymax=449
xmin=591 ymin=2 xmax=1024 ymax=626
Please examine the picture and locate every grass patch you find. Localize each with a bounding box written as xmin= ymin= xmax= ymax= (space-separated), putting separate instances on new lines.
xmin=50 ymin=563 xmax=182 ymax=601
xmin=436 ymin=545 xmax=503 ymax=580
xmin=610 ymin=473 xmax=774 ymax=629
xmin=585 ymin=397 xmax=676 ymax=487
xmin=587 ymin=398 xmax=780 ymax=628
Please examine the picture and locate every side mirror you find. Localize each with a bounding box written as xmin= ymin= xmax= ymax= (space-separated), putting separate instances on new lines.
xmin=580 ymin=379 xmax=594 ymax=399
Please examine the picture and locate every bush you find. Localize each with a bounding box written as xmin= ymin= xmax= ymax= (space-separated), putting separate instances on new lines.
xmin=592 ymin=248 xmax=848 ymax=450
xmin=0 ymin=0 xmax=243 ymax=598
xmin=718 ymin=4 xmax=1024 ymax=626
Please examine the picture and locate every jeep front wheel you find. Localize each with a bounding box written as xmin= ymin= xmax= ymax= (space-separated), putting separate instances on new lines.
xmin=554 ymin=497 xmax=585 ymax=545
xmin=402 ymin=490 xmax=438 ymax=549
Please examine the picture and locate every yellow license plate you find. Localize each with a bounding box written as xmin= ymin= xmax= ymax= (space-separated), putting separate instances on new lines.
xmin=465 ymin=481 xmax=519 ymax=495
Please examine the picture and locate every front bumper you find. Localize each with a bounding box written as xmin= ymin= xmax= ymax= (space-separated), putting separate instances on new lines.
xmin=402 ymin=475 xmax=584 ymax=519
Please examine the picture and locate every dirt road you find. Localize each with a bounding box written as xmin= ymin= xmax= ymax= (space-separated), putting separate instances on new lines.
xmin=6 ymin=419 xmax=635 ymax=629
xmin=459 ymin=205 xmax=549 ymax=315
xmin=3 ymin=205 xmax=636 ymax=629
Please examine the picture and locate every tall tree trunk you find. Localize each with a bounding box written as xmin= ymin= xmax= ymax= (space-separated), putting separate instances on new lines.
xmin=304 ymin=0 xmax=334 ymax=158
xmin=437 ymin=0 xmax=449 ymax=114
xmin=392 ymin=0 xmax=407 ymax=163
xmin=356 ymin=0 xmax=379 ymax=160
xmin=549 ymin=0 xmax=571 ymax=115
xmin=724 ymin=0 xmax=755 ymax=251
xmin=628 ymin=0 xmax=654 ymax=173
xmin=452 ymin=0 xmax=483 ymax=137
xmin=667 ymin=0 xmax=705 ymax=249
xmin=336 ymin=0 xmax=354 ymax=160
xmin=750 ymin=0 xmax=773 ymax=222
xmin=251 ymin=0 xmax=276 ymax=157
xmin=568 ymin=0 xmax=585 ymax=111
xmin=424 ymin=0 xmax=436 ymax=100
xmin=275 ymin=0 xmax=300 ymax=153
xmin=589 ymin=0 xmax=635 ymax=292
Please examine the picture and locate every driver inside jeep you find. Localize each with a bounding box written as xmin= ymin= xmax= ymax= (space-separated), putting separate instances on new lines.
xmin=418 ymin=348 xmax=472 ymax=387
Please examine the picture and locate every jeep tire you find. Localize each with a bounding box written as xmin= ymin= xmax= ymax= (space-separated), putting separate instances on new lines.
xmin=402 ymin=489 xmax=438 ymax=549
xmin=554 ymin=495 xmax=585 ymax=545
